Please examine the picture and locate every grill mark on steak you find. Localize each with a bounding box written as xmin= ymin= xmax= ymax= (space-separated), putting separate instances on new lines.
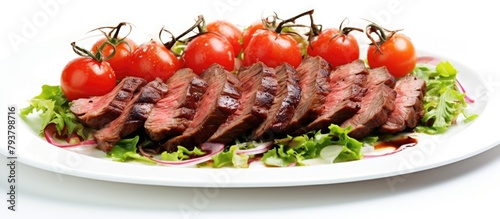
xmin=251 ymin=63 xmax=300 ymax=140
xmin=70 ymin=77 xmax=147 ymax=129
xmin=294 ymin=59 xmax=368 ymax=135
xmin=282 ymin=56 xmax=331 ymax=133
xmin=93 ymin=78 xmax=168 ymax=152
xmin=162 ymin=64 xmax=241 ymax=151
xmin=145 ymin=69 xmax=207 ymax=141
xmin=341 ymin=66 xmax=397 ymax=139
xmin=209 ymin=62 xmax=278 ymax=144
xmin=380 ymin=75 xmax=426 ymax=133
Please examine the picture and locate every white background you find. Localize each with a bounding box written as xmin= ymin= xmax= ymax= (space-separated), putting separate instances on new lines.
xmin=1 ymin=0 xmax=500 ymax=218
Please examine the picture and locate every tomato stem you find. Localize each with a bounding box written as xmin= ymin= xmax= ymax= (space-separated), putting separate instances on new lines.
xmin=162 ymin=15 xmax=205 ymax=52
xmin=275 ymin=9 xmax=315 ymax=33
xmin=365 ymin=22 xmax=401 ymax=54
xmin=326 ymin=18 xmax=363 ymax=44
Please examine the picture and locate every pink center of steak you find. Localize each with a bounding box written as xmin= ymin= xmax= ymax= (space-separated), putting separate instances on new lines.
xmin=380 ymin=75 xmax=426 ymax=133
xmin=341 ymin=66 xmax=397 ymax=139
xmin=162 ymin=64 xmax=240 ymax=151
xmin=208 ymin=62 xmax=278 ymax=144
xmin=283 ymin=56 xmax=331 ymax=133
xmin=144 ymin=69 xmax=207 ymax=141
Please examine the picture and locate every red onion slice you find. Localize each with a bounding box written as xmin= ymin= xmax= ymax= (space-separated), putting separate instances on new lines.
xmin=456 ymin=79 xmax=475 ymax=103
xmin=44 ymin=123 xmax=97 ymax=148
xmin=236 ymin=141 xmax=273 ymax=155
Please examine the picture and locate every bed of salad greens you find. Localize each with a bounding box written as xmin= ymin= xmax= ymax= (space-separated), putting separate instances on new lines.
xmin=20 ymin=60 xmax=477 ymax=168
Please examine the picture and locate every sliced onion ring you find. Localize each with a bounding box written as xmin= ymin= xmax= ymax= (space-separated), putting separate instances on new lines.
xmin=236 ymin=141 xmax=273 ymax=155
xmin=456 ymin=79 xmax=475 ymax=103
xmin=44 ymin=123 xmax=97 ymax=148
xmin=138 ymin=142 xmax=224 ymax=166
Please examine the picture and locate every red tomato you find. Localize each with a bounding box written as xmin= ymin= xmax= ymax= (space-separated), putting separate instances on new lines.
xmin=61 ymin=57 xmax=116 ymax=101
xmin=206 ymin=20 xmax=243 ymax=56
xmin=367 ymin=33 xmax=417 ymax=78
xmin=128 ymin=40 xmax=183 ymax=82
xmin=183 ymin=33 xmax=235 ymax=74
xmin=241 ymin=20 xmax=265 ymax=50
xmin=307 ymin=28 xmax=360 ymax=68
xmin=91 ymin=38 xmax=137 ymax=80
xmin=243 ymin=29 xmax=302 ymax=68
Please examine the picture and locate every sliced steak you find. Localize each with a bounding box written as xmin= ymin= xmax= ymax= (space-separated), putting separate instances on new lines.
xmin=341 ymin=67 xmax=397 ymax=139
xmin=251 ymin=63 xmax=300 ymax=140
xmin=93 ymin=78 xmax=168 ymax=152
xmin=294 ymin=59 xmax=368 ymax=135
xmin=209 ymin=62 xmax=278 ymax=144
xmin=282 ymin=56 xmax=331 ymax=133
xmin=380 ymin=75 xmax=426 ymax=133
xmin=145 ymin=69 xmax=207 ymax=141
xmin=162 ymin=64 xmax=241 ymax=151
xmin=70 ymin=77 xmax=147 ymax=129
xmin=365 ymin=66 xmax=396 ymax=89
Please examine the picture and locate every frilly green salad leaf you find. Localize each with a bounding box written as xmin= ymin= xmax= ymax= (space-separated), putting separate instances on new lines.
xmin=411 ymin=61 xmax=477 ymax=134
xmin=161 ymin=146 xmax=205 ymax=161
xmin=212 ymin=145 xmax=250 ymax=168
xmin=262 ymin=124 xmax=363 ymax=167
xmin=20 ymin=85 xmax=88 ymax=139
xmin=108 ymin=136 xmax=155 ymax=164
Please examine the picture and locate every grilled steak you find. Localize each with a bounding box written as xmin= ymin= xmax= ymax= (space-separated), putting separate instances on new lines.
xmin=93 ymin=78 xmax=168 ymax=152
xmin=294 ymin=59 xmax=368 ymax=135
xmin=251 ymin=63 xmax=301 ymax=140
xmin=380 ymin=75 xmax=426 ymax=133
xmin=282 ymin=56 xmax=331 ymax=133
xmin=145 ymin=69 xmax=207 ymax=141
xmin=162 ymin=64 xmax=241 ymax=151
xmin=70 ymin=77 xmax=147 ymax=129
xmin=209 ymin=62 xmax=278 ymax=144
xmin=341 ymin=66 xmax=397 ymax=139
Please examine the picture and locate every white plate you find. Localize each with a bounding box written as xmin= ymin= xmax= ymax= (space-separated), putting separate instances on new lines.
xmin=2 ymin=37 xmax=499 ymax=188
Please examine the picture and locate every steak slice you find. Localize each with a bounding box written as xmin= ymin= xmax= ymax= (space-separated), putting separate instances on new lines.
xmin=70 ymin=77 xmax=147 ymax=129
xmin=282 ymin=56 xmax=331 ymax=133
xmin=145 ymin=69 xmax=207 ymax=141
xmin=294 ymin=59 xmax=368 ymax=135
xmin=341 ymin=67 xmax=397 ymax=139
xmin=162 ymin=64 xmax=241 ymax=151
xmin=209 ymin=62 xmax=278 ymax=144
xmin=380 ymin=75 xmax=426 ymax=133
xmin=93 ymin=78 xmax=168 ymax=152
xmin=251 ymin=63 xmax=301 ymax=140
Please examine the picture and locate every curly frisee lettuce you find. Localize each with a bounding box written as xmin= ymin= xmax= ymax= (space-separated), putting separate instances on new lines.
xmin=411 ymin=61 xmax=478 ymax=134
xmin=20 ymin=85 xmax=89 ymax=139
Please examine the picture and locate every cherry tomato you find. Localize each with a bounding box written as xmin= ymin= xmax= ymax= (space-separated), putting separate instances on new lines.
xmin=241 ymin=20 xmax=265 ymax=50
xmin=91 ymin=38 xmax=137 ymax=80
xmin=243 ymin=29 xmax=302 ymax=68
xmin=61 ymin=57 xmax=116 ymax=101
xmin=183 ymin=32 xmax=235 ymax=74
xmin=307 ymin=28 xmax=360 ymax=68
xmin=128 ymin=40 xmax=183 ymax=82
xmin=207 ymin=20 xmax=243 ymax=56
xmin=367 ymin=33 xmax=417 ymax=78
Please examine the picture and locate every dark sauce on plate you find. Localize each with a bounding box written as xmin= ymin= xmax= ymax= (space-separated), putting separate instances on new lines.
xmin=375 ymin=136 xmax=418 ymax=151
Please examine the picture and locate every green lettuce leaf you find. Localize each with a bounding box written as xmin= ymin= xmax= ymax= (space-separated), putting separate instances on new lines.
xmin=20 ymin=85 xmax=87 ymax=138
xmin=108 ymin=136 xmax=155 ymax=164
xmin=212 ymin=145 xmax=249 ymax=168
xmin=262 ymin=124 xmax=363 ymax=167
xmin=412 ymin=61 xmax=477 ymax=134
xmin=160 ymin=146 xmax=205 ymax=161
